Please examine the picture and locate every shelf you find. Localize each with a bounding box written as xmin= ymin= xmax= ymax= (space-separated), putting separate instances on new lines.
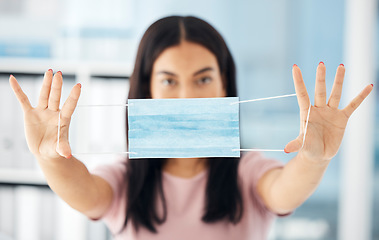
xmin=0 ymin=57 xmax=133 ymax=78
xmin=0 ymin=168 xmax=48 ymax=187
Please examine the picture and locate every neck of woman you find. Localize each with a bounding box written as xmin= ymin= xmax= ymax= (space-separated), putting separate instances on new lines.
xmin=163 ymin=158 xmax=208 ymax=178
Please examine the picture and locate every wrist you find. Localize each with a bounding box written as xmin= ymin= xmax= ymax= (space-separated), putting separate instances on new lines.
xmin=36 ymin=154 xmax=67 ymax=165
xmin=296 ymin=150 xmax=331 ymax=168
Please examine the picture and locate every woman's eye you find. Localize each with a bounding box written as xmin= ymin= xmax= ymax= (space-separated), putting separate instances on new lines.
xmin=162 ymin=79 xmax=176 ymax=86
xmin=197 ymin=77 xmax=212 ymax=85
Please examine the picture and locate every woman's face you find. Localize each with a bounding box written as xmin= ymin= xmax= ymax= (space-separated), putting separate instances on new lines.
xmin=150 ymin=41 xmax=226 ymax=99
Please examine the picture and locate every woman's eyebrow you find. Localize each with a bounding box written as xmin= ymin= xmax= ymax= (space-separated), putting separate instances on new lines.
xmin=155 ymin=67 xmax=214 ymax=77
xmin=156 ymin=71 xmax=177 ymax=76
xmin=193 ymin=67 xmax=214 ymax=76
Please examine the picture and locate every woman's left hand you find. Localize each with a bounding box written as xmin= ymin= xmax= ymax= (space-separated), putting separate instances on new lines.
xmin=284 ymin=62 xmax=374 ymax=162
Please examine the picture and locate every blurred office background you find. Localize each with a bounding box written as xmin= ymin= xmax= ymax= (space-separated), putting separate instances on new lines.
xmin=0 ymin=0 xmax=377 ymax=239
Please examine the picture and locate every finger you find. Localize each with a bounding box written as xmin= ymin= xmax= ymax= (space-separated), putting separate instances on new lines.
xmin=314 ymin=62 xmax=327 ymax=107
xmin=342 ymin=84 xmax=374 ymax=118
xmin=48 ymin=71 xmax=63 ymax=111
xmin=9 ymin=75 xmax=33 ymax=112
xmin=284 ymin=136 xmax=303 ymax=153
xmin=61 ymin=83 xmax=82 ymax=120
xmin=37 ymin=69 xmax=53 ymax=109
xmin=328 ymin=64 xmax=345 ymax=108
xmin=293 ymin=65 xmax=311 ymax=111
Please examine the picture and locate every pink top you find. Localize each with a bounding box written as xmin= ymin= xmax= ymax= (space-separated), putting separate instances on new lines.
xmin=91 ymin=152 xmax=285 ymax=240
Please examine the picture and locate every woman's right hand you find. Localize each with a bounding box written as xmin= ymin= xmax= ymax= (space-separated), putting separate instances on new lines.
xmin=9 ymin=69 xmax=81 ymax=160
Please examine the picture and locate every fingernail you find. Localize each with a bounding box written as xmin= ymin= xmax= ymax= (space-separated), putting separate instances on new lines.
xmin=57 ymin=71 xmax=62 ymax=75
xmin=284 ymin=149 xmax=289 ymax=154
xmin=10 ymin=74 xmax=14 ymax=78
xmin=339 ymin=64 xmax=344 ymax=67
xmin=319 ymin=61 xmax=324 ymax=65
xmin=48 ymin=69 xmax=53 ymax=72
xmin=371 ymin=84 xmax=374 ymax=87
xmin=77 ymin=83 xmax=82 ymax=88
xmin=293 ymin=64 xmax=297 ymax=68
xmin=67 ymin=154 xmax=72 ymax=159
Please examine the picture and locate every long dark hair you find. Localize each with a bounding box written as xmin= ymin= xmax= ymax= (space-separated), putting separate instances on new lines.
xmin=124 ymin=16 xmax=242 ymax=233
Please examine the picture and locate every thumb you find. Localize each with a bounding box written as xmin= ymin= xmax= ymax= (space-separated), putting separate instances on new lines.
xmin=284 ymin=136 xmax=303 ymax=153
xmin=56 ymin=125 xmax=72 ymax=159
xmin=56 ymin=140 xmax=72 ymax=159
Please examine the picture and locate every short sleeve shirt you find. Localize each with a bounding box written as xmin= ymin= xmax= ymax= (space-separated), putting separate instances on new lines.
xmin=91 ymin=152 xmax=284 ymax=240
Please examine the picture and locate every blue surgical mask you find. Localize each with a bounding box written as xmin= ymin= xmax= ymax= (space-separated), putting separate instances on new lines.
xmin=127 ymin=97 xmax=240 ymax=159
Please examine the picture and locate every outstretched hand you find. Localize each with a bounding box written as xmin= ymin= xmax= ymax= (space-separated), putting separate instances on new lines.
xmin=9 ymin=70 xmax=81 ymax=159
xmin=284 ymin=63 xmax=373 ymax=162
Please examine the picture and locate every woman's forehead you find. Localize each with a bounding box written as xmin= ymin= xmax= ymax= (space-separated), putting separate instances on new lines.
xmin=152 ymin=41 xmax=220 ymax=74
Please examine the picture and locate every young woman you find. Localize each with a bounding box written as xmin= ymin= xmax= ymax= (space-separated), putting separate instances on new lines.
xmin=9 ymin=16 xmax=373 ymax=240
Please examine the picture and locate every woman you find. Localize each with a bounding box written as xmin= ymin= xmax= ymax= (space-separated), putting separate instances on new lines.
xmin=9 ymin=16 xmax=373 ymax=239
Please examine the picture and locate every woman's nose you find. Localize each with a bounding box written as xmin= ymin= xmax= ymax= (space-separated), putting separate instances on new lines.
xmin=178 ymin=87 xmax=196 ymax=98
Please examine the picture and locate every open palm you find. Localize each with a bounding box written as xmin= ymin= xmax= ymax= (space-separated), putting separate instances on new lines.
xmin=285 ymin=63 xmax=373 ymax=161
xmin=9 ymin=70 xmax=81 ymax=159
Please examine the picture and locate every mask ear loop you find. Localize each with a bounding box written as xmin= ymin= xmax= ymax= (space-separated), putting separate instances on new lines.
xmin=230 ymin=93 xmax=297 ymax=105
xmin=301 ymin=103 xmax=311 ymax=149
xmin=231 ymin=93 xmax=311 ymax=153
xmin=56 ymin=104 xmax=137 ymax=156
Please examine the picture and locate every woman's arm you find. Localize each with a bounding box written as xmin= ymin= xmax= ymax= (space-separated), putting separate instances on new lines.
xmin=257 ymin=63 xmax=373 ymax=214
xmin=257 ymin=154 xmax=329 ymax=214
xmin=37 ymin=155 xmax=113 ymax=219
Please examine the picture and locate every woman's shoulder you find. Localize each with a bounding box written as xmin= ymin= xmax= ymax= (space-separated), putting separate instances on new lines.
xmin=239 ymin=151 xmax=282 ymax=167
xmin=91 ymin=157 xmax=127 ymax=172
xmin=238 ymin=152 xmax=284 ymax=183
xmin=90 ymin=158 xmax=128 ymax=188
xmin=89 ymin=158 xmax=128 ymax=232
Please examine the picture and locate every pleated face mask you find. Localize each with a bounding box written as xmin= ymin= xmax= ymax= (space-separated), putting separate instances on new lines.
xmin=127 ymin=97 xmax=240 ymax=159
